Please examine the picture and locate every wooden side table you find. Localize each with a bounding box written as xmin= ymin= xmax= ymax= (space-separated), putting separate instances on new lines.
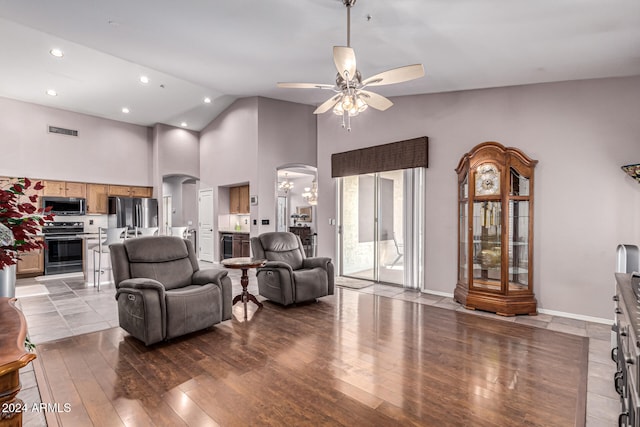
xmin=0 ymin=297 xmax=36 ymax=427
xmin=221 ymin=257 xmax=266 ymax=318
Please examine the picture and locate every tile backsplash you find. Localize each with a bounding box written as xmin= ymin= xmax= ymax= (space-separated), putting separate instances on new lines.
xmin=48 ymin=214 xmax=108 ymax=233
xmin=218 ymin=214 xmax=250 ymax=232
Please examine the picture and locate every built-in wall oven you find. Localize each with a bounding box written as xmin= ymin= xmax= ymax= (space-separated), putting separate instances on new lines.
xmin=43 ymin=222 xmax=84 ymax=275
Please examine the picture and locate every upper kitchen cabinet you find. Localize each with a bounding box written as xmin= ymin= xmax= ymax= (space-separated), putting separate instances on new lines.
xmin=108 ymin=185 xmax=152 ymax=198
xmin=229 ymin=185 xmax=250 ymax=214
xmin=42 ymin=180 xmax=86 ymax=198
xmin=86 ymin=183 xmax=109 ymax=214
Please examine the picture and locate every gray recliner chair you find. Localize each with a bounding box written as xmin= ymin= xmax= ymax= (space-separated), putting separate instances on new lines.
xmin=250 ymin=232 xmax=334 ymax=306
xmin=109 ymin=236 xmax=232 ymax=345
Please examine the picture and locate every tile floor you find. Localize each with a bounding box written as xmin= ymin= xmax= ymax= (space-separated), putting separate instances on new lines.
xmin=14 ymin=270 xmax=618 ymax=426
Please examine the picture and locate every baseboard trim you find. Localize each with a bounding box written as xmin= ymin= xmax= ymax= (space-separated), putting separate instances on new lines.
xmin=421 ymin=289 xmax=454 ymax=298
xmin=537 ymin=308 xmax=612 ymax=325
xmin=420 ymin=288 xmax=613 ymax=324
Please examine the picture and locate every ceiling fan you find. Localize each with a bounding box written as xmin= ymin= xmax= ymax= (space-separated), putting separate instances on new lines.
xmin=277 ymin=0 xmax=424 ymax=131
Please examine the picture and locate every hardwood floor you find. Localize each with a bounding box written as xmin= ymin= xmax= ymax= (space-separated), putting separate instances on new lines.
xmin=33 ymin=289 xmax=588 ymax=426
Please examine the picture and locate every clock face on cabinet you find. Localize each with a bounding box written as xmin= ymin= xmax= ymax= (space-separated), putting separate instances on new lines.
xmin=475 ymin=164 xmax=500 ymax=196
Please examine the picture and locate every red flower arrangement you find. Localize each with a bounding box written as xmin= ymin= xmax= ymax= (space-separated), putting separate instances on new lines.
xmin=0 ymin=178 xmax=54 ymax=269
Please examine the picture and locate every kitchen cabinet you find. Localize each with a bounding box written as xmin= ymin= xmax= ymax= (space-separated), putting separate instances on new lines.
xmin=86 ymin=183 xmax=109 ymax=214
xmin=16 ymin=236 xmax=44 ymax=277
xmin=42 ymin=180 xmax=86 ymax=198
xmin=230 ymin=185 xmax=250 ymax=214
xmin=454 ymin=141 xmax=537 ymax=316
xmin=232 ymin=233 xmax=251 ymax=258
xmin=108 ymin=185 xmax=152 ymax=198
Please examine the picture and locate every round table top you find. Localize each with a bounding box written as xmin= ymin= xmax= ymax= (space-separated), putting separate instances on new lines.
xmin=221 ymin=257 xmax=266 ymax=269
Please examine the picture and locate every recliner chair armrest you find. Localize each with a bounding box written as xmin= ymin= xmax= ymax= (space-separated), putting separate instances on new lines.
xmin=262 ymin=261 xmax=294 ymax=272
xmin=303 ymin=257 xmax=332 ymax=270
xmin=192 ymin=269 xmax=233 ymax=320
xmin=114 ymin=277 xmax=167 ymax=344
xmin=115 ymin=277 xmax=166 ymax=295
xmin=192 ymin=269 xmax=229 ymax=285
xmin=302 ymin=257 xmax=335 ymax=296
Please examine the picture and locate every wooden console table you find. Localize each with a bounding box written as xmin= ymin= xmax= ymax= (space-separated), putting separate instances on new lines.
xmin=0 ymin=297 xmax=36 ymax=427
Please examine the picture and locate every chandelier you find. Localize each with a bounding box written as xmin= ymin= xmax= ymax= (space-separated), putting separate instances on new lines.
xmin=279 ymin=173 xmax=294 ymax=193
xmin=302 ymin=180 xmax=318 ymax=205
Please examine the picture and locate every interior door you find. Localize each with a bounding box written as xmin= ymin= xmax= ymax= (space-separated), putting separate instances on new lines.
xmin=198 ymin=188 xmax=215 ymax=262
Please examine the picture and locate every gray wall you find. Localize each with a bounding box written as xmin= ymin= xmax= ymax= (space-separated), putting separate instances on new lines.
xmin=316 ymin=75 xmax=640 ymax=320
xmin=152 ymin=123 xmax=200 ymax=232
xmin=257 ymin=97 xmax=317 ymax=234
xmin=0 ymin=96 xmax=152 ymax=184
xmin=199 ymin=96 xmax=316 ymax=259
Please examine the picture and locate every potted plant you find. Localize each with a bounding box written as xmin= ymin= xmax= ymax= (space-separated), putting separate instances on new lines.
xmin=0 ymin=178 xmax=54 ymax=297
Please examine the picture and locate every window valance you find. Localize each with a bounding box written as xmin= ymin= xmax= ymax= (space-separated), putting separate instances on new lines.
xmin=331 ymin=136 xmax=428 ymax=178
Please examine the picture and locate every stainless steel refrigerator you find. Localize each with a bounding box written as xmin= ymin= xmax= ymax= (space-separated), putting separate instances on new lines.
xmin=108 ymin=197 xmax=158 ymax=230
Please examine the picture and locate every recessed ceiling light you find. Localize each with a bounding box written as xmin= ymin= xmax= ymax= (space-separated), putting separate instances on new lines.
xmin=46 ymin=89 xmax=57 ymax=96
xmin=203 ymin=97 xmax=211 ymax=104
xmin=49 ymin=48 xmax=64 ymax=58
xmin=122 ymin=107 xmax=130 ymax=114
xmin=180 ymin=122 xmax=188 ymax=127
xmin=139 ymin=75 xmax=149 ymax=84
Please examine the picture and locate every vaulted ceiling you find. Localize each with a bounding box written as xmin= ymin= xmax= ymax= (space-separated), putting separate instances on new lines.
xmin=1 ymin=0 xmax=639 ymax=131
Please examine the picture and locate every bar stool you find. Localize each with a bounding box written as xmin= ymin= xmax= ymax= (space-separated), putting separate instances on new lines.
xmin=93 ymin=227 xmax=127 ymax=291
xmin=135 ymin=226 xmax=159 ymax=237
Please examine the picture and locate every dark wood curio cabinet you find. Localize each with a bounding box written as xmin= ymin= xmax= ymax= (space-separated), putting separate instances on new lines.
xmin=454 ymin=141 xmax=538 ymax=316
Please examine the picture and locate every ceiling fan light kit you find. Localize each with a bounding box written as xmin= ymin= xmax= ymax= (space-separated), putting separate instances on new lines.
xmin=277 ymin=0 xmax=424 ymax=131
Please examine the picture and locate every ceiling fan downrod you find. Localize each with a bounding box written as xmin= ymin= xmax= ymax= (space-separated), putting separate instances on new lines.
xmin=343 ymin=0 xmax=356 ymax=47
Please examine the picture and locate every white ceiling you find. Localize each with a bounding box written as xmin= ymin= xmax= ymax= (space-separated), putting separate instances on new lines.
xmin=1 ymin=0 xmax=639 ymax=131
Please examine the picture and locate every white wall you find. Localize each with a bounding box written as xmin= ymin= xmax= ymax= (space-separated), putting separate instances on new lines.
xmin=316 ymin=76 xmax=640 ymax=320
xmin=0 ymin=96 xmax=152 ymax=184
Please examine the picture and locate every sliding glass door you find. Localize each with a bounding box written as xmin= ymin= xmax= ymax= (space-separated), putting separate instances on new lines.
xmin=340 ymin=170 xmax=407 ymax=286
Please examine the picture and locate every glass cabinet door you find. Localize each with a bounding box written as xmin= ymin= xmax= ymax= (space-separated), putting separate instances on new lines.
xmin=459 ymin=201 xmax=468 ymax=284
xmin=458 ymin=174 xmax=469 ymax=285
xmin=508 ymin=167 xmax=531 ymax=292
xmin=508 ymin=200 xmax=529 ymax=291
xmin=472 ymin=200 xmax=502 ymax=291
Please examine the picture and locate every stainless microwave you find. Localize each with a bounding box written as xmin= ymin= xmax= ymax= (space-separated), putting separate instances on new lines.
xmin=42 ymin=197 xmax=86 ymax=216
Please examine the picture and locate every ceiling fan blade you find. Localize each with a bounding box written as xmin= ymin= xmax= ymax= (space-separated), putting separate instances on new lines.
xmin=358 ymin=90 xmax=394 ymax=111
xmin=333 ymin=46 xmax=357 ymax=80
xmin=361 ymin=64 xmax=425 ymax=87
xmin=314 ymin=94 xmax=342 ymax=114
xmin=277 ymin=82 xmax=335 ymax=90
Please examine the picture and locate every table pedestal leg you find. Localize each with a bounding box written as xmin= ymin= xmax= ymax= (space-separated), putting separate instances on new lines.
xmin=232 ymin=267 xmax=263 ymax=313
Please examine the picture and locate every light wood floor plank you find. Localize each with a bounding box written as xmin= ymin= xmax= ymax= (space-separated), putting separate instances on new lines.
xmin=32 ymin=290 xmax=588 ymax=426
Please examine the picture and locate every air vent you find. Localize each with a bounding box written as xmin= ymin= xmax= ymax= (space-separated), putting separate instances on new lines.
xmin=48 ymin=125 xmax=78 ymax=137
